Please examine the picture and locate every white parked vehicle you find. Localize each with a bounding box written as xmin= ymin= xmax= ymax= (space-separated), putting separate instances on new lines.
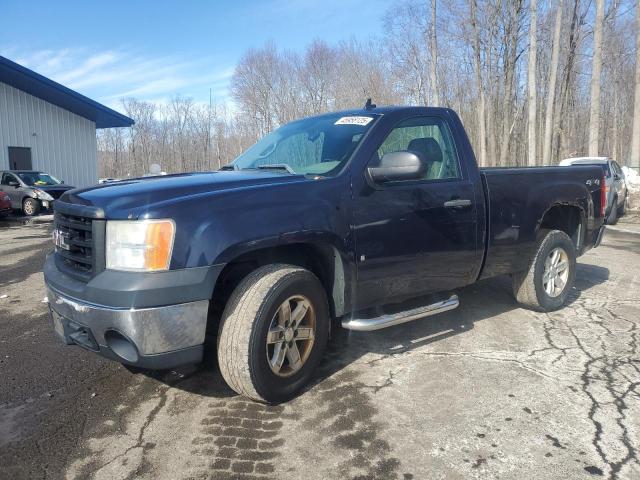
xmin=559 ymin=157 xmax=628 ymax=224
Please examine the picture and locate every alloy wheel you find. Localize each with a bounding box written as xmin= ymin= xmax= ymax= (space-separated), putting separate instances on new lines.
xmin=266 ymin=295 xmax=316 ymax=377
xmin=542 ymin=247 xmax=569 ymax=297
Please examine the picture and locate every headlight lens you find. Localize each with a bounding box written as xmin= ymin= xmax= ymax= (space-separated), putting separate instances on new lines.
xmin=106 ymin=219 xmax=175 ymax=271
xmin=33 ymin=189 xmax=54 ymax=201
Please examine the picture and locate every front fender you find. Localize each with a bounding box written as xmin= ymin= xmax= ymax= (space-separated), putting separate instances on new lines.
xmin=138 ymin=175 xmax=352 ymax=271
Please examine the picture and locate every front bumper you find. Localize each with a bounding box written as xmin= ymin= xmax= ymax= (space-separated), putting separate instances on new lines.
xmin=46 ymin=286 xmax=209 ymax=369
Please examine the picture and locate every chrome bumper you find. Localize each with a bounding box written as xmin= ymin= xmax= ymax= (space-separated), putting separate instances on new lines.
xmin=46 ymin=286 xmax=209 ymax=363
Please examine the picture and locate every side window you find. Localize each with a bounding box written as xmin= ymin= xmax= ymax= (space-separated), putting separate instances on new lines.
xmin=1 ymin=173 xmax=14 ymax=185
xmin=375 ymin=117 xmax=461 ymax=181
xmin=612 ymin=162 xmax=622 ymax=176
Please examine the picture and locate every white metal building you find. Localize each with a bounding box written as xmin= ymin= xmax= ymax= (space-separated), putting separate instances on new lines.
xmin=0 ymin=55 xmax=133 ymax=187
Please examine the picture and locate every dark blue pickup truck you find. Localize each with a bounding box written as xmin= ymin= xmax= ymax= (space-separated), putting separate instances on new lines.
xmin=44 ymin=106 xmax=606 ymax=402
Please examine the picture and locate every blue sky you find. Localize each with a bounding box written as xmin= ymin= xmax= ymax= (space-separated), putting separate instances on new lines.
xmin=0 ymin=0 xmax=390 ymax=113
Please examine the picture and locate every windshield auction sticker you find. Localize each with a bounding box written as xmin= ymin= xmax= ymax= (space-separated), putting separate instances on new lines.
xmin=334 ymin=116 xmax=374 ymax=126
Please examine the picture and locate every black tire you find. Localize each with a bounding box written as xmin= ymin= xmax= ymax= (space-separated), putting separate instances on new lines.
xmin=607 ymin=198 xmax=618 ymax=225
xmin=217 ymin=264 xmax=330 ymax=403
xmin=512 ymin=229 xmax=576 ymax=312
xmin=617 ymin=198 xmax=626 ymax=217
xmin=22 ymin=197 xmax=39 ymax=217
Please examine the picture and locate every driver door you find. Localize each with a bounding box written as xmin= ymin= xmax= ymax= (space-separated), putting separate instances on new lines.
xmin=352 ymin=116 xmax=481 ymax=308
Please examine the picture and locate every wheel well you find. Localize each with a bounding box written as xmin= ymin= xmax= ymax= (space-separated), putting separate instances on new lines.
xmin=208 ymin=243 xmax=344 ymax=334
xmin=539 ymin=205 xmax=582 ymax=249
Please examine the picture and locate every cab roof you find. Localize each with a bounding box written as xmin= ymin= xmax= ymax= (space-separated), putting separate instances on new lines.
xmin=560 ymin=157 xmax=611 ymax=165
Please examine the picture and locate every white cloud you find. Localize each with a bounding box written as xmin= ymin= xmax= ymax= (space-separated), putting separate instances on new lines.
xmin=54 ymin=51 xmax=119 ymax=85
xmin=105 ymin=65 xmax=233 ymax=99
xmin=1 ymin=46 xmax=234 ymax=112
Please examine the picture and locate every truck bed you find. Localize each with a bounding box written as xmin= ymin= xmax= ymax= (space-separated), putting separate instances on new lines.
xmin=478 ymin=166 xmax=605 ymax=280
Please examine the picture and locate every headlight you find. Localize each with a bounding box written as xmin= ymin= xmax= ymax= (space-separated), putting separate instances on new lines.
xmin=33 ymin=189 xmax=54 ymax=201
xmin=106 ymin=219 xmax=175 ymax=271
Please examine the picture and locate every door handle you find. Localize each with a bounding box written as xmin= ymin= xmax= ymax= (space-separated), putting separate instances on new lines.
xmin=443 ymin=199 xmax=472 ymax=209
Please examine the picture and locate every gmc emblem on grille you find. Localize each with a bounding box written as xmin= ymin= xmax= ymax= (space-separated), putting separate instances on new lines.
xmin=53 ymin=229 xmax=70 ymax=251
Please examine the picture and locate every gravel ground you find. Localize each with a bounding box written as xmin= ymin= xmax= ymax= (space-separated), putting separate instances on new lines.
xmin=0 ymin=216 xmax=639 ymax=480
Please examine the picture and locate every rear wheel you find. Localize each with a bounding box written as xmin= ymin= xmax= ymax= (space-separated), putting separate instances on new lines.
xmin=217 ymin=264 xmax=330 ymax=403
xmin=22 ymin=197 xmax=39 ymax=217
xmin=512 ymin=229 xmax=576 ymax=311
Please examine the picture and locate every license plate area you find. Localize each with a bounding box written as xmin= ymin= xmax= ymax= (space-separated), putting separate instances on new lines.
xmin=49 ymin=308 xmax=99 ymax=351
xmin=53 ymin=229 xmax=70 ymax=250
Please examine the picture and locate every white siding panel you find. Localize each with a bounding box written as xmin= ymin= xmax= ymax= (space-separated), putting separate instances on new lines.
xmin=0 ymin=81 xmax=98 ymax=187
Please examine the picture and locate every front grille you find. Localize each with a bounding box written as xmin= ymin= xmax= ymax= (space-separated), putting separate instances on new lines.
xmin=48 ymin=189 xmax=66 ymax=200
xmin=54 ymin=212 xmax=95 ymax=278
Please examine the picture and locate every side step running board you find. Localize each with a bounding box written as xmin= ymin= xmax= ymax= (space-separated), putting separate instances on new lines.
xmin=341 ymin=294 xmax=459 ymax=332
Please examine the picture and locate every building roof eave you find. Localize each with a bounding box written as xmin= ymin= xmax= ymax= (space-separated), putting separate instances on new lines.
xmin=0 ymin=55 xmax=134 ymax=129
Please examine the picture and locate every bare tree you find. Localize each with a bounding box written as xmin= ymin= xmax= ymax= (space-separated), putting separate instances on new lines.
xmin=469 ymin=0 xmax=488 ymax=166
xmin=543 ymin=0 xmax=563 ymax=166
xmin=384 ymin=1 xmax=430 ymax=104
xmin=527 ymin=0 xmax=538 ymax=165
xmin=430 ymin=0 xmax=440 ymax=106
xmin=588 ymin=0 xmax=605 ymax=156
xmin=632 ymin=2 xmax=640 ymax=170
xmin=497 ymin=0 xmax=524 ymax=167
xmin=97 ymin=0 xmax=639 ymax=178
xmin=299 ymin=41 xmax=337 ymax=114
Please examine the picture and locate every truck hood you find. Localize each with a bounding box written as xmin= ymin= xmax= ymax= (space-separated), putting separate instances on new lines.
xmin=37 ymin=184 xmax=74 ymax=200
xmin=37 ymin=184 xmax=74 ymax=191
xmin=59 ymin=171 xmax=306 ymax=217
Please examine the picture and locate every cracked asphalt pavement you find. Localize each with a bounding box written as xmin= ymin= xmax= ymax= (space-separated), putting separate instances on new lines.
xmin=1 ymin=215 xmax=639 ymax=480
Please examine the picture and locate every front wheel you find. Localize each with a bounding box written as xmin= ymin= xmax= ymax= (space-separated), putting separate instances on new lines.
xmin=217 ymin=264 xmax=330 ymax=403
xmin=607 ymin=199 xmax=618 ymax=225
xmin=617 ymin=197 xmax=626 ymax=217
xmin=22 ymin=197 xmax=39 ymax=216
xmin=512 ymin=229 xmax=576 ymax=312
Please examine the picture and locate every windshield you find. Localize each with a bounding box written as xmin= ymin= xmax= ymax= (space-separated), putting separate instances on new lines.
xmin=231 ymin=113 xmax=378 ymax=176
xmin=17 ymin=172 xmax=62 ymax=186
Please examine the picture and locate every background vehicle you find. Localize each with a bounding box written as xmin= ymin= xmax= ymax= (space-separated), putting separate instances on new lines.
xmin=0 ymin=170 xmax=74 ymax=216
xmin=559 ymin=157 xmax=627 ymax=224
xmin=44 ymin=106 xmax=606 ymax=403
xmin=0 ymin=192 xmax=11 ymax=217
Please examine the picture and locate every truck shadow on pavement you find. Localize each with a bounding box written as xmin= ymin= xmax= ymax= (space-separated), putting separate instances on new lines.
xmin=310 ymin=263 xmax=609 ymax=389
xmin=127 ymin=263 xmax=608 ymax=480
xmin=156 ymin=262 xmax=609 ymax=401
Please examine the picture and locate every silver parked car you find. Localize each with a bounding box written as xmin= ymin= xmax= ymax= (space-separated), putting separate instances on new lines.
xmin=0 ymin=170 xmax=75 ymax=216
xmin=559 ymin=157 xmax=628 ymax=224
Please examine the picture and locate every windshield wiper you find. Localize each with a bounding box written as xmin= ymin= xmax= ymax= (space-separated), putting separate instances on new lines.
xmin=256 ymin=164 xmax=296 ymax=174
xmin=220 ymin=164 xmax=238 ymax=171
